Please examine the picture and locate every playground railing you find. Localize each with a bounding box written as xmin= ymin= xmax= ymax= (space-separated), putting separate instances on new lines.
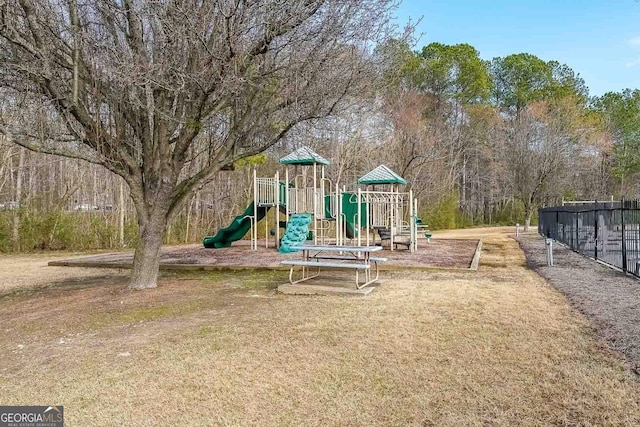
xmin=288 ymin=188 xmax=296 ymax=212
xmin=306 ymin=187 xmax=315 ymax=214
xmin=314 ymin=191 xmax=325 ymax=218
xmin=256 ymin=178 xmax=277 ymax=206
xmin=326 ymin=193 xmax=338 ymax=219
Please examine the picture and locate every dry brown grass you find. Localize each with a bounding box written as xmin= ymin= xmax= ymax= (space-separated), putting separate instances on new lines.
xmin=1 ymin=228 xmax=639 ymax=426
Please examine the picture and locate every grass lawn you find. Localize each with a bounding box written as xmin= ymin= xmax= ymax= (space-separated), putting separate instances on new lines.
xmin=1 ymin=228 xmax=639 ymax=426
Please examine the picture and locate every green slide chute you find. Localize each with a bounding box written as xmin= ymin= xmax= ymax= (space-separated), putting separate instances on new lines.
xmin=341 ymin=192 xmax=367 ymax=239
xmin=278 ymin=214 xmax=312 ymax=253
xmin=203 ymin=202 xmax=270 ymax=248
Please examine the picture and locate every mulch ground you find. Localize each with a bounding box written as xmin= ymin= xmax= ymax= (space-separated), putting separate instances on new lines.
xmin=50 ymin=238 xmax=479 ymax=270
xmin=518 ymin=235 xmax=640 ymax=374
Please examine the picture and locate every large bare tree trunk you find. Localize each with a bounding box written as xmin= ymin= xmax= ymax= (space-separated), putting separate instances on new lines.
xmin=129 ymin=211 xmax=169 ymax=290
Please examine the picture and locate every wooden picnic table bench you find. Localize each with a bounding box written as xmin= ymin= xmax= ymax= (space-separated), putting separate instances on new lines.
xmin=281 ymin=245 xmax=385 ymax=289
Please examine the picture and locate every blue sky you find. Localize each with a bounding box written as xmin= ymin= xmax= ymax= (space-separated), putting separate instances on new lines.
xmin=393 ymin=0 xmax=640 ymax=96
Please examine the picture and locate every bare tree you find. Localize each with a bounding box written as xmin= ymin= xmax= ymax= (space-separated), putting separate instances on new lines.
xmin=505 ymin=100 xmax=589 ymax=230
xmin=0 ymin=0 xmax=396 ymax=288
xmin=11 ymin=147 xmax=24 ymax=250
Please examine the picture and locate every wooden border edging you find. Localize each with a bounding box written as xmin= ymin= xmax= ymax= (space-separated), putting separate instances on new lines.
xmin=47 ymin=260 xmax=292 ymax=272
xmin=470 ymin=239 xmax=483 ymax=271
xmin=47 ymin=261 xmax=478 ymax=273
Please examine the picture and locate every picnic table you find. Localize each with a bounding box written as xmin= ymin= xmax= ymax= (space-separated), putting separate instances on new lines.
xmin=281 ymin=245 xmax=386 ymax=289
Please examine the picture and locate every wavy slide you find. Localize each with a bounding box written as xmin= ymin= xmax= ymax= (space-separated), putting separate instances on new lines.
xmin=203 ymin=202 xmax=270 ymax=249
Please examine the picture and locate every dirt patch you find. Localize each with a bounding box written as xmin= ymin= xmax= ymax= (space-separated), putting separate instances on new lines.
xmin=0 ymin=253 xmax=128 ymax=295
xmin=48 ymin=238 xmax=478 ymax=270
xmin=519 ymin=235 xmax=640 ymax=374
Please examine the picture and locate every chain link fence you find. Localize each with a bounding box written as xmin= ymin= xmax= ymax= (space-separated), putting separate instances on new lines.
xmin=538 ymin=201 xmax=640 ymax=277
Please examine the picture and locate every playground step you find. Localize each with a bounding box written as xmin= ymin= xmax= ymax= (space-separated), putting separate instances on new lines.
xmin=393 ymin=242 xmax=411 ymax=249
xmin=374 ymin=227 xmax=392 ymax=239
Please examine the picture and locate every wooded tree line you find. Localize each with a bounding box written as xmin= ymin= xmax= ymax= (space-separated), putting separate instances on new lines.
xmin=0 ymin=1 xmax=637 ymax=288
xmin=370 ymin=42 xmax=612 ymax=231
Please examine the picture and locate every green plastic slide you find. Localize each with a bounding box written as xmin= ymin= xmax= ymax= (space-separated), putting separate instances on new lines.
xmin=203 ymin=202 xmax=270 ymax=248
xmin=341 ymin=192 xmax=367 ymax=239
xmin=324 ymin=195 xmax=334 ymax=220
xmin=278 ymin=213 xmax=312 ymax=253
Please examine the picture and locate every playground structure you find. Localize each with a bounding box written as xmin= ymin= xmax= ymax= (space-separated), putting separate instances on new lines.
xmin=203 ymin=147 xmax=423 ymax=252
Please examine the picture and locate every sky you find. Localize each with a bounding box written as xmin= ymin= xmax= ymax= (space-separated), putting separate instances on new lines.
xmin=393 ymin=0 xmax=640 ymax=97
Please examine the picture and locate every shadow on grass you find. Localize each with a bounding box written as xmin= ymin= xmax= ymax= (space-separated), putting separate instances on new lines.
xmin=1 ymin=269 xmax=288 ymax=304
xmin=0 ymin=274 xmax=129 ymax=302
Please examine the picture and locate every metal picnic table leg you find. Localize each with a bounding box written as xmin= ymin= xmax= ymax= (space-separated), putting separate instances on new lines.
xmin=365 ymin=253 xmax=371 ymax=283
xmin=302 ymin=249 xmax=308 ymax=281
xmin=288 ymin=248 xmax=323 ymax=285
xmin=356 ymin=253 xmax=380 ymax=290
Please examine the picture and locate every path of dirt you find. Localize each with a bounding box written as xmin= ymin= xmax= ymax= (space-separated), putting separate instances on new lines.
xmin=519 ymin=235 xmax=640 ymax=374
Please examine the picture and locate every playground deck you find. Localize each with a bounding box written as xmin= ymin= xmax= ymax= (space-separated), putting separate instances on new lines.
xmin=48 ymin=238 xmax=481 ymax=271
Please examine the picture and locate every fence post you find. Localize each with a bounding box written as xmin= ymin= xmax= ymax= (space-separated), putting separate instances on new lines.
xmin=575 ymin=212 xmax=579 ymax=251
xmin=545 ymin=238 xmax=554 ymax=266
xmin=594 ymin=201 xmax=598 ymax=260
xmin=621 ymin=198 xmax=627 ymax=273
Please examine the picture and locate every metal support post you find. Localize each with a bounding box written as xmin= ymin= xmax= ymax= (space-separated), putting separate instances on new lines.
xmin=357 ymin=188 xmax=362 ymax=247
xmin=622 ymin=199 xmax=627 ymax=273
xmin=594 ymin=201 xmax=598 ymax=260
xmin=275 ymin=171 xmax=280 ymax=249
xmin=253 ymin=169 xmax=258 ymax=251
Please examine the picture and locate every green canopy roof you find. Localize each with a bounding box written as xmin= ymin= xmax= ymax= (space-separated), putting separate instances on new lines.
xmin=279 ymin=146 xmax=330 ymax=166
xmin=357 ymin=165 xmax=407 ymax=185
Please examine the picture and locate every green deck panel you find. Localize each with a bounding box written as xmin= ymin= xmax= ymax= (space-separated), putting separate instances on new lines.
xmin=324 ymin=195 xmax=334 ymax=219
xmin=341 ymin=192 xmax=368 ymax=239
xmin=279 ymin=181 xmax=288 ymax=205
xmin=203 ymin=202 xmax=270 ymax=248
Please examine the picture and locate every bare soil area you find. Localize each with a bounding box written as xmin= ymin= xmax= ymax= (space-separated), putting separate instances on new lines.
xmin=49 ymin=238 xmax=478 ymax=270
xmin=519 ymin=234 xmax=640 ymax=374
xmin=1 ymin=228 xmax=639 ymax=426
xmin=0 ymin=253 xmax=128 ymax=295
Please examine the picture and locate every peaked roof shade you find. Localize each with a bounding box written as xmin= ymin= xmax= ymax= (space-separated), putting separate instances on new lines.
xmin=357 ymin=165 xmax=407 ymax=185
xmin=279 ymin=146 xmax=330 ymax=166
